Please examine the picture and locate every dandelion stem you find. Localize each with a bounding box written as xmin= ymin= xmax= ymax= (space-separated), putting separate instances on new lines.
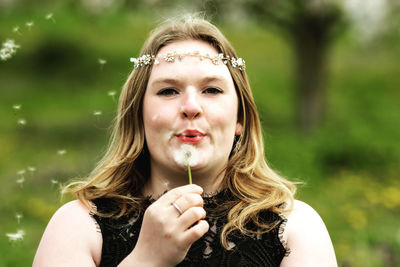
xmin=187 ymin=164 xmax=192 ymax=184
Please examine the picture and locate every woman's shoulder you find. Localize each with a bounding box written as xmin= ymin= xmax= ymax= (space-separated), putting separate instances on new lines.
xmin=287 ymin=200 xmax=320 ymax=221
xmin=280 ymin=199 xmax=338 ymax=266
xmin=33 ymin=200 xmax=102 ymax=266
xmin=283 ymin=199 xmax=329 ymax=240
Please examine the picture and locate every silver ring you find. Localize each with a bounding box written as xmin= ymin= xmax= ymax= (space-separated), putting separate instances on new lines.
xmin=171 ymin=202 xmax=183 ymax=215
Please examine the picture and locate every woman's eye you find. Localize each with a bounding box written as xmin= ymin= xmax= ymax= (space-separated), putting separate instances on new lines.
xmin=157 ymin=88 xmax=178 ymax=96
xmin=203 ymin=87 xmax=222 ymax=94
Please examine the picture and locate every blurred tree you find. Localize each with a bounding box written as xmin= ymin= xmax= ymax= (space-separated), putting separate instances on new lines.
xmin=242 ymin=0 xmax=345 ymax=134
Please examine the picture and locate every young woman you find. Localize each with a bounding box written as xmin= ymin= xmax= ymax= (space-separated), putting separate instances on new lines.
xmin=34 ymin=15 xmax=337 ymax=267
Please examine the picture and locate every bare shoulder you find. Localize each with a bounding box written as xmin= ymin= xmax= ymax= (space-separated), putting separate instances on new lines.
xmin=33 ymin=200 xmax=102 ymax=267
xmin=287 ymin=200 xmax=323 ymax=224
xmin=280 ymin=200 xmax=338 ymax=267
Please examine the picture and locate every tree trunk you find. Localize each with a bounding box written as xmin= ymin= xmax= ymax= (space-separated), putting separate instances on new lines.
xmin=292 ymin=28 xmax=329 ymax=134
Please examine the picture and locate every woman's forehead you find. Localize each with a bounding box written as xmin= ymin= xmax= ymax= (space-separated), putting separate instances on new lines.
xmin=156 ymin=40 xmax=219 ymax=57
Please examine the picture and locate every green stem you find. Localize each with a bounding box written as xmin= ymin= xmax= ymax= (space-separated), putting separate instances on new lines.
xmin=187 ymin=164 xmax=192 ymax=184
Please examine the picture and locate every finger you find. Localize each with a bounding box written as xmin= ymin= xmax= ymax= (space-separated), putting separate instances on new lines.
xmin=159 ymin=184 xmax=203 ymax=204
xmin=173 ymin=193 xmax=204 ymax=215
xmin=182 ymin=219 xmax=209 ymax=246
xmin=178 ymin=206 xmax=206 ymax=230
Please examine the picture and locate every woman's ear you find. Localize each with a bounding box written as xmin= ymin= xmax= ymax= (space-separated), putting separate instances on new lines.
xmin=235 ymin=122 xmax=243 ymax=136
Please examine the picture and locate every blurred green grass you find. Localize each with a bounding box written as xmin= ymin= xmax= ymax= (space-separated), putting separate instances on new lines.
xmin=1 ymin=5 xmax=399 ymax=267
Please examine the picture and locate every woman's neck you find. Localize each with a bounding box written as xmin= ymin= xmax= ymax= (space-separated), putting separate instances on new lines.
xmin=142 ymin=164 xmax=225 ymax=197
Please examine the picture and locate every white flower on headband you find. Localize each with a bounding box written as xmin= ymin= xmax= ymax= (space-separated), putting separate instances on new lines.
xmin=173 ymin=144 xmax=199 ymax=167
xmin=129 ymin=51 xmax=245 ymax=70
xmin=130 ymin=54 xmax=154 ymax=68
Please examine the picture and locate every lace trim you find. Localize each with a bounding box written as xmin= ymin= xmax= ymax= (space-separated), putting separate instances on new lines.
xmin=89 ymin=201 xmax=101 ymax=233
xmin=278 ymin=214 xmax=291 ymax=257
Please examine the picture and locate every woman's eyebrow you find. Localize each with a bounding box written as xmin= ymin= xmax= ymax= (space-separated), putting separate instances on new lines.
xmin=150 ymin=78 xmax=181 ymax=87
xmin=200 ymin=75 xmax=228 ymax=84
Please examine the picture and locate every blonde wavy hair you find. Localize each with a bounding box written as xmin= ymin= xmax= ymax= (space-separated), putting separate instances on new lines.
xmin=67 ymin=14 xmax=296 ymax=249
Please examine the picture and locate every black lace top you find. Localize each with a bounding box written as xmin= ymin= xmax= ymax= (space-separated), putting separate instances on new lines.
xmin=91 ymin=190 xmax=288 ymax=267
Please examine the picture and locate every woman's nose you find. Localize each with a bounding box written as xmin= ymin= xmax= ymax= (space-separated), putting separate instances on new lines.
xmin=180 ymin=90 xmax=202 ymax=120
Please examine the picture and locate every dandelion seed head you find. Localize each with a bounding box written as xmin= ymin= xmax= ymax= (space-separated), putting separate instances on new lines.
xmin=107 ymin=90 xmax=116 ymax=96
xmin=17 ymin=169 xmax=25 ymax=175
xmin=57 ymin=149 xmax=67 ymax=155
xmin=51 ymin=179 xmax=59 ymax=184
xmin=173 ymin=144 xmax=199 ymax=167
xmin=6 ymin=230 xmax=25 ymax=242
xmin=16 ymin=177 xmax=25 ymax=185
xmin=45 ymin=13 xmax=53 ymax=20
xmin=13 ymin=104 xmax=21 ymax=110
xmin=25 ymin=21 xmax=34 ymax=28
xmin=12 ymin=26 xmax=20 ymax=33
xmin=93 ymin=110 xmax=102 ymax=116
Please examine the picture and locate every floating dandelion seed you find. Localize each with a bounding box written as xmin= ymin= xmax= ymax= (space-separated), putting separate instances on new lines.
xmin=28 ymin=166 xmax=36 ymax=172
xmin=60 ymin=187 xmax=68 ymax=196
xmin=15 ymin=213 xmax=23 ymax=224
xmin=108 ymin=90 xmax=117 ymax=101
xmin=162 ymin=178 xmax=170 ymax=189
xmin=45 ymin=13 xmax=56 ymax=23
xmin=108 ymin=91 xmax=116 ymax=97
xmin=28 ymin=166 xmax=36 ymax=176
xmin=12 ymin=104 xmax=21 ymax=110
xmin=12 ymin=26 xmax=21 ymax=35
xmin=98 ymin=58 xmax=107 ymax=70
xmin=51 ymin=179 xmax=59 ymax=185
xmin=16 ymin=170 xmax=25 ymax=187
xmin=16 ymin=177 xmax=25 ymax=187
xmin=57 ymin=149 xmax=67 ymax=155
xmin=98 ymin=58 xmax=107 ymax=65
xmin=6 ymin=230 xmax=25 ymax=242
xmin=17 ymin=118 xmax=26 ymax=126
xmin=17 ymin=169 xmax=25 ymax=176
xmin=25 ymin=21 xmax=34 ymax=30
xmin=93 ymin=110 xmax=102 ymax=116
xmin=0 ymin=39 xmax=20 ymax=61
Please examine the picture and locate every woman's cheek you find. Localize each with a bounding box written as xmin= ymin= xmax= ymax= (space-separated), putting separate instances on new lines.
xmin=151 ymin=114 xmax=159 ymax=121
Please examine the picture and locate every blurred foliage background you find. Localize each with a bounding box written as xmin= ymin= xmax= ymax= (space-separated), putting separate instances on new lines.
xmin=0 ymin=0 xmax=399 ymax=266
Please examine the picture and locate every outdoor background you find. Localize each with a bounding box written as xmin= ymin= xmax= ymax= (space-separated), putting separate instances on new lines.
xmin=1 ymin=0 xmax=399 ymax=266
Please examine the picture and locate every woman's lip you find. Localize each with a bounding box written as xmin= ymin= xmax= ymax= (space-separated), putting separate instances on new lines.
xmin=178 ymin=129 xmax=205 ymax=136
xmin=176 ymin=130 xmax=206 ymax=144
xmin=177 ymin=135 xmax=205 ymax=144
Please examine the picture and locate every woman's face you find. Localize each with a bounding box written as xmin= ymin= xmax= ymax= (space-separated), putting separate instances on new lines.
xmin=142 ymin=40 xmax=241 ymax=177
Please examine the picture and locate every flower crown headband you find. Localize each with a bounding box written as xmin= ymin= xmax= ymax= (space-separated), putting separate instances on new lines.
xmin=130 ymin=51 xmax=246 ymax=71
